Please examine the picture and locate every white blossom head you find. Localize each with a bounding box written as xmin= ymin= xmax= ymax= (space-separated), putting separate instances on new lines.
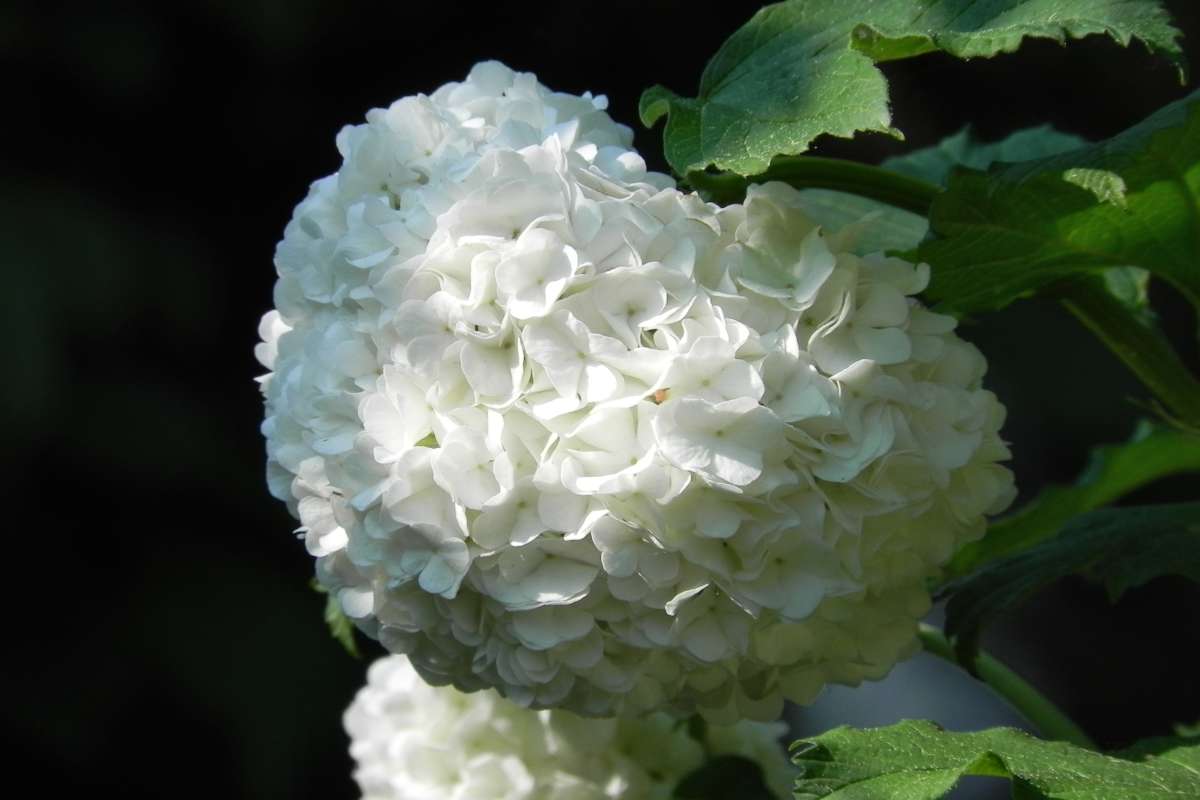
xmin=259 ymin=61 xmax=1016 ymax=720
xmin=345 ymin=655 xmax=794 ymax=800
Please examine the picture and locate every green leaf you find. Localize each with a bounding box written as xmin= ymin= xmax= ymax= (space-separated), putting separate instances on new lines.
xmin=323 ymin=593 xmax=361 ymax=658
xmin=919 ymin=90 xmax=1200 ymax=313
xmin=943 ymin=502 xmax=1200 ymax=665
xmin=792 ymin=721 xmax=1200 ymax=799
xmin=1060 ymin=277 xmax=1200 ymax=427
xmin=890 ymin=116 xmax=1200 ymax=426
xmin=311 ymin=579 xmax=360 ymax=658
xmin=945 ymin=423 xmax=1200 ymax=578
xmin=733 ymin=127 xmax=1086 ymax=256
xmin=640 ymin=0 xmax=1184 ymax=176
xmin=675 ymin=755 xmax=776 ymax=800
xmin=882 ymin=125 xmax=1088 ymax=187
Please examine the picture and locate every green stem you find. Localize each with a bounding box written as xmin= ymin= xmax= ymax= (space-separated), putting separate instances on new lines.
xmin=687 ymin=155 xmax=942 ymax=215
xmin=1060 ymin=279 xmax=1200 ymax=430
xmin=918 ymin=624 xmax=1098 ymax=750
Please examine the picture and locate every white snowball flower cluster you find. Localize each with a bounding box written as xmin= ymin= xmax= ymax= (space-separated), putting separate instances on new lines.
xmin=258 ymin=61 xmax=1016 ymax=720
xmin=345 ymin=655 xmax=794 ymax=800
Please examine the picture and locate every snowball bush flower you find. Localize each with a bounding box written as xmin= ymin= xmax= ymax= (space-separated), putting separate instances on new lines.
xmin=345 ymin=655 xmax=795 ymax=800
xmin=258 ymin=61 xmax=1015 ymax=719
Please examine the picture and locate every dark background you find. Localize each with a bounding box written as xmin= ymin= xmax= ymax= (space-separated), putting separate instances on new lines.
xmin=3 ymin=1 xmax=1199 ymax=797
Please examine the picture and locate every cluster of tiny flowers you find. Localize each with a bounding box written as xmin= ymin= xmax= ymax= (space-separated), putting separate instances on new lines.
xmin=345 ymin=655 xmax=795 ymax=800
xmin=258 ymin=61 xmax=1016 ymax=720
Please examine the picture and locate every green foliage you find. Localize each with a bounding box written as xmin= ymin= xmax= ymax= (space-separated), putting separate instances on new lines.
xmin=943 ymin=502 xmax=1200 ymax=665
xmin=640 ymin=0 xmax=1183 ymax=176
xmin=831 ymin=124 xmax=1085 ymax=252
xmin=946 ymin=423 xmax=1200 ymax=578
xmin=882 ymin=120 xmax=1200 ymax=423
xmin=1059 ymin=278 xmax=1200 ymax=427
xmin=742 ymin=126 xmax=1088 ymax=269
xmin=882 ymin=125 xmax=1087 ymax=187
xmin=675 ymin=755 xmax=776 ymax=800
xmin=876 ymin=126 xmax=1167 ymax=321
xmin=918 ymin=90 xmax=1200 ymax=312
xmin=311 ymin=580 xmax=360 ymax=658
xmin=323 ymin=593 xmax=361 ymax=658
xmin=901 ymin=98 xmax=1200 ymax=424
xmin=791 ymin=721 xmax=1200 ymax=799
xmin=688 ymin=155 xmax=941 ymax=215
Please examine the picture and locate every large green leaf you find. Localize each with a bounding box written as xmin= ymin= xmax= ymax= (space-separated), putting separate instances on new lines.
xmin=792 ymin=721 xmax=1200 ymax=799
xmin=639 ymin=0 xmax=1183 ymax=176
xmin=945 ymin=423 xmax=1200 ymax=579
xmin=919 ymin=90 xmax=1200 ymax=312
xmin=943 ymin=502 xmax=1200 ymax=665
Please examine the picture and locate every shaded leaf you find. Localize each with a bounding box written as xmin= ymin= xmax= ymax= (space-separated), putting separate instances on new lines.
xmin=740 ymin=126 xmax=1084 ymax=259
xmin=945 ymin=423 xmax=1200 ymax=578
xmin=792 ymin=721 xmax=1200 ymax=799
xmin=777 ymin=188 xmax=928 ymax=254
xmin=882 ymin=125 xmax=1087 ymax=187
xmin=1059 ymin=276 xmax=1200 ymax=427
xmin=919 ymin=90 xmax=1200 ymax=312
xmin=890 ymin=119 xmax=1200 ymax=425
xmin=943 ymin=503 xmax=1200 ymax=665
